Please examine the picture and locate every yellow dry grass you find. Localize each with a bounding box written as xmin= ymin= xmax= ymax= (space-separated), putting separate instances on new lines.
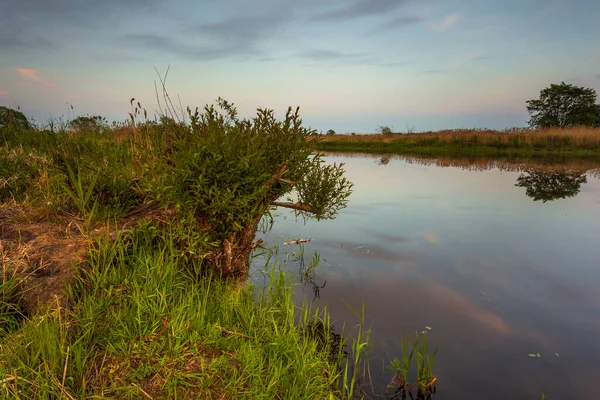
xmin=319 ymin=126 xmax=600 ymax=146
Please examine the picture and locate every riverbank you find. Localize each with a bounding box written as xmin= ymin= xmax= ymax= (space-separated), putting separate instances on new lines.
xmin=317 ymin=127 xmax=600 ymax=160
xmin=0 ymin=107 xmax=368 ymax=398
xmin=0 ymin=215 xmax=354 ymax=398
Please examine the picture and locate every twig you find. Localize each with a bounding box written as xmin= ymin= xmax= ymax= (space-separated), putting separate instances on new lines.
xmin=52 ymin=375 xmax=76 ymax=400
xmin=272 ymin=201 xmax=321 ymax=214
xmin=62 ymin=345 xmax=70 ymax=394
xmin=131 ymin=382 xmax=154 ymax=399
xmin=215 ymin=325 xmax=255 ymax=340
xmin=0 ymin=375 xmax=33 ymax=387
xmin=283 ymin=238 xmax=312 ymax=245
xmin=278 ymin=178 xmax=295 ymax=185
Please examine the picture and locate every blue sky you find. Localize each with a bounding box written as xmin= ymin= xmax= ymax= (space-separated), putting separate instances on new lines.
xmin=1 ymin=0 xmax=599 ymax=132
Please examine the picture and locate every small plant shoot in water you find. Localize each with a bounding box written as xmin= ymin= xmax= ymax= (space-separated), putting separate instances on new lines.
xmin=387 ymin=330 xmax=439 ymax=400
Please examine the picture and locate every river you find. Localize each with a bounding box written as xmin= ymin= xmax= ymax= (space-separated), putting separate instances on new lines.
xmin=257 ymin=153 xmax=600 ymax=400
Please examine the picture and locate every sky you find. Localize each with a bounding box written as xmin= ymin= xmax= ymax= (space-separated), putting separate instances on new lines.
xmin=1 ymin=0 xmax=599 ymax=133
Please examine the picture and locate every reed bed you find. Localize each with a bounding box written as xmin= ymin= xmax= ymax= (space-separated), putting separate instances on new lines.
xmin=319 ymin=126 xmax=600 ymax=147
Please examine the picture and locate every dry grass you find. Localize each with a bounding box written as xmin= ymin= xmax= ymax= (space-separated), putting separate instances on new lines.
xmin=320 ymin=126 xmax=600 ymax=146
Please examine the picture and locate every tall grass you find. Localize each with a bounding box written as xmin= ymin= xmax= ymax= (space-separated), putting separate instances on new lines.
xmin=0 ymin=225 xmax=369 ymax=399
xmin=318 ymin=126 xmax=600 ymax=159
xmin=320 ymin=126 xmax=600 ymax=146
xmin=0 ymin=122 xmax=143 ymax=221
xmin=0 ymin=266 xmax=22 ymax=338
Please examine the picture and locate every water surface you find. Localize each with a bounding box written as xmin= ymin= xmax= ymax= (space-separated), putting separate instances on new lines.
xmin=258 ymin=154 xmax=600 ymax=399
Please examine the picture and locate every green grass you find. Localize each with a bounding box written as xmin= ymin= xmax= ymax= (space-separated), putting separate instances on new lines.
xmin=386 ymin=330 xmax=439 ymax=399
xmin=0 ymin=225 xmax=368 ymax=399
xmin=0 ymin=103 xmax=377 ymax=398
xmin=0 ymin=269 xmax=22 ymax=339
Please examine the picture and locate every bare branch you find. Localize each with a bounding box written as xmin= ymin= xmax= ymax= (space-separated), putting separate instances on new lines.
xmin=253 ymin=161 xmax=289 ymax=211
xmin=271 ymin=201 xmax=321 ymax=214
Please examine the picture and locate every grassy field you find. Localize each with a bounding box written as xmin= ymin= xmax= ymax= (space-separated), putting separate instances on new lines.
xmin=317 ymin=127 xmax=600 ymax=160
xmin=1 ymin=225 xmax=369 ymax=399
xmin=0 ymin=108 xmax=373 ymax=399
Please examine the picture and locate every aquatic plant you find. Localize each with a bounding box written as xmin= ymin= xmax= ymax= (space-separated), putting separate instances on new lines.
xmin=387 ymin=330 xmax=439 ymax=399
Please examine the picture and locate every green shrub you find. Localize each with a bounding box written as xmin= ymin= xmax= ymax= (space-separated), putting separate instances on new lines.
xmin=0 ymin=106 xmax=31 ymax=130
xmin=139 ymin=98 xmax=353 ymax=278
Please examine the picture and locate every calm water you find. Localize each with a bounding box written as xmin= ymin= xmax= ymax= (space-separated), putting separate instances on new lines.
xmin=257 ymin=154 xmax=600 ymax=400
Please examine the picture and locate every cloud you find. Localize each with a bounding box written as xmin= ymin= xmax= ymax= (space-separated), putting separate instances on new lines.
xmin=431 ymin=13 xmax=460 ymax=31
xmin=124 ymin=4 xmax=295 ymax=61
xmin=421 ymin=69 xmax=447 ymax=74
xmin=424 ymin=282 xmax=512 ymax=334
xmin=540 ymin=0 xmax=565 ymax=15
xmin=122 ymin=34 xmax=233 ymax=60
xmin=595 ymin=74 xmax=600 ymax=80
xmin=300 ymin=48 xmax=371 ymax=62
xmin=123 ymin=33 xmax=269 ymax=61
xmin=15 ymin=68 xmax=58 ymax=87
xmin=382 ymin=61 xmax=413 ymax=67
xmin=371 ymin=15 xmax=421 ymax=33
xmin=469 ymin=55 xmax=490 ymax=61
xmin=419 ymin=231 xmax=440 ymax=244
xmin=0 ymin=0 xmax=160 ymax=50
xmin=297 ymin=48 xmax=410 ymax=68
xmin=313 ymin=0 xmax=409 ymax=21
xmin=0 ymin=90 xmax=8 ymax=97
xmin=196 ymin=5 xmax=292 ymax=45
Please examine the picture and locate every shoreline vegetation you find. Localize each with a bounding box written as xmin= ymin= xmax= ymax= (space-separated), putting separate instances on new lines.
xmin=0 ymin=100 xmax=374 ymax=398
xmin=316 ymin=127 xmax=600 ymax=161
xmin=2 ymin=223 xmax=376 ymax=399
xmin=1 ymin=97 xmax=444 ymax=399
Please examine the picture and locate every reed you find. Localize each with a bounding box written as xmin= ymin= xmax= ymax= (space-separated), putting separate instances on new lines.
xmin=387 ymin=330 xmax=439 ymax=399
xmin=319 ymin=126 xmax=600 ymax=146
xmin=318 ymin=126 xmax=600 ymax=159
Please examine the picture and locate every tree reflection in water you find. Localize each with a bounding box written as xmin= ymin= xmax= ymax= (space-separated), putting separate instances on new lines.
xmin=515 ymin=170 xmax=587 ymax=202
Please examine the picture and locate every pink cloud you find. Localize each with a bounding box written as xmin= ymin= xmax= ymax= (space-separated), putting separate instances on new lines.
xmin=0 ymin=90 xmax=8 ymax=97
xmin=420 ymin=231 xmax=440 ymax=244
xmin=425 ymin=282 xmax=512 ymax=335
xmin=432 ymin=13 xmax=460 ymax=31
xmin=15 ymin=68 xmax=59 ymax=87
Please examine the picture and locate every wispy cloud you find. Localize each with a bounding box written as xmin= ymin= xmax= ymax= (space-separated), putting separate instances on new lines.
xmin=195 ymin=4 xmax=293 ymax=46
xmin=313 ymin=0 xmax=409 ymax=21
xmin=15 ymin=68 xmax=58 ymax=87
xmin=123 ymin=33 xmax=262 ymax=61
xmin=125 ymin=5 xmax=295 ymax=61
xmin=0 ymin=90 xmax=8 ymax=97
xmin=371 ymin=15 xmax=422 ymax=33
xmin=540 ymin=0 xmax=565 ymax=15
xmin=0 ymin=0 xmax=160 ymax=51
xmin=420 ymin=231 xmax=440 ymax=244
xmin=297 ymin=48 xmax=410 ymax=68
xmin=421 ymin=69 xmax=447 ymax=74
xmin=431 ymin=13 xmax=460 ymax=31
xmin=300 ymin=48 xmax=371 ymax=62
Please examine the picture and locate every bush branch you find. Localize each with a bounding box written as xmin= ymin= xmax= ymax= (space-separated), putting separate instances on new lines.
xmin=271 ymin=201 xmax=321 ymax=214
